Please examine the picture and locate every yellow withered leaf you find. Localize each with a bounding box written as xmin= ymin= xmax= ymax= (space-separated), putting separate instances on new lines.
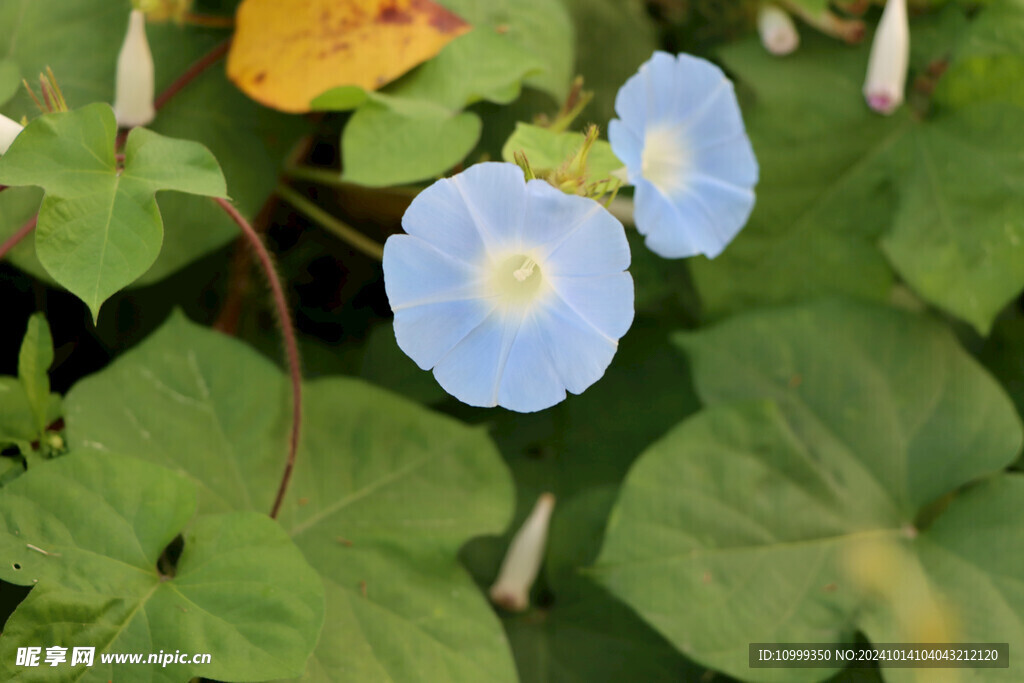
xmin=227 ymin=0 xmax=470 ymax=113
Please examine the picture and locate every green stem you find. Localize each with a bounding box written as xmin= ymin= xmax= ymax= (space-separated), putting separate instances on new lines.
xmin=282 ymin=163 xmax=421 ymax=198
xmin=283 ymin=164 xmax=347 ymax=188
xmin=276 ymin=184 xmax=385 ymax=261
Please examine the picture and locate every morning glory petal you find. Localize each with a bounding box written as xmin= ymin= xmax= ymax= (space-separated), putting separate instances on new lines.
xmin=542 ymin=206 xmax=631 ymax=277
xmin=665 ymin=54 xmax=734 ymax=121
xmin=684 ymin=86 xmax=748 ymax=149
xmin=687 ymin=177 xmax=757 ymax=258
xmin=633 ymin=181 xmax=700 ymax=259
xmin=613 ymin=71 xmax=647 ymax=136
xmin=385 ymin=162 xmax=634 ymax=412
xmin=433 ymin=309 xmax=520 ymax=408
xmin=521 ymin=180 xmax=601 ymax=253
xmin=548 ymin=273 xmax=635 ymax=340
xmin=497 ymin=313 xmax=567 ymax=413
xmin=448 ymin=162 xmax=527 ymax=255
xmin=383 ymin=235 xmax=487 ymax=311
xmin=401 ymin=176 xmax=491 ymax=264
xmin=640 ymin=52 xmax=680 ymax=121
xmin=394 ymin=299 xmax=497 ymax=371
xmin=610 ymin=51 xmax=759 ymax=260
xmin=533 ymin=295 xmax=619 ymax=395
xmin=692 ymin=136 xmax=759 ymax=189
xmin=607 ymin=119 xmax=643 ymax=184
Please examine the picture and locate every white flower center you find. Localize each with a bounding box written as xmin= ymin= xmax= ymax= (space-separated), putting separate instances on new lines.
xmin=492 ymin=254 xmax=544 ymax=306
xmin=641 ymin=125 xmax=691 ymax=195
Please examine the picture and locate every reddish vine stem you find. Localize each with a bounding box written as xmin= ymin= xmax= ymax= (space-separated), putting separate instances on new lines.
xmin=154 ymin=39 xmax=231 ymax=110
xmin=182 ymin=13 xmax=235 ymax=29
xmin=0 ymin=215 xmax=37 ymax=261
xmin=213 ymin=194 xmax=281 ymax=335
xmin=212 ymin=237 xmax=254 ymax=336
xmin=213 ymin=197 xmax=302 ymax=520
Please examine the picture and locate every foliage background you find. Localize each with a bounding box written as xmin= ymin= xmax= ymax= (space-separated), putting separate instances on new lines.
xmin=1 ymin=0 xmax=1023 ymax=681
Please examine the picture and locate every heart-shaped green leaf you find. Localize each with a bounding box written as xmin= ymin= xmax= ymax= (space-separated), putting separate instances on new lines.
xmin=0 ymin=0 xmax=307 ymax=287
xmin=0 ymin=104 xmax=226 ymax=320
xmin=341 ymin=98 xmax=482 ymax=188
xmin=64 ymin=312 xmax=518 ymax=682
xmin=595 ymin=301 xmax=1024 ymax=681
xmin=0 ymin=451 xmax=324 ymax=682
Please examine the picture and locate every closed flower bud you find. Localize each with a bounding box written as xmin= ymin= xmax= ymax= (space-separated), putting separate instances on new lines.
xmin=0 ymin=114 xmax=23 ymax=154
xmin=490 ymin=493 xmax=556 ymax=611
xmin=113 ymin=10 xmax=156 ymax=128
xmin=863 ymin=0 xmax=909 ymax=115
xmin=758 ymin=4 xmax=799 ymax=56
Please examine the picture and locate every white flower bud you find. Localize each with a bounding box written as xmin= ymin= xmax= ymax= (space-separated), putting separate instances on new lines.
xmin=0 ymin=114 xmax=23 ymax=154
xmin=863 ymin=0 xmax=909 ymax=115
xmin=758 ymin=4 xmax=799 ymax=56
xmin=489 ymin=493 xmax=556 ymax=612
xmin=113 ymin=10 xmax=156 ymax=128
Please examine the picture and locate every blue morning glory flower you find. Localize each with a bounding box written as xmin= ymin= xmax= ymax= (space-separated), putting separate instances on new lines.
xmin=383 ymin=162 xmax=634 ymax=413
xmin=609 ymin=52 xmax=759 ymax=259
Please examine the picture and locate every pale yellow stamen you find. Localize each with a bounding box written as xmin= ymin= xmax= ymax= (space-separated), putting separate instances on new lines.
xmin=491 ymin=254 xmax=544 ymax=305
xmin=513 ymin=257 xmax=538 ymax=282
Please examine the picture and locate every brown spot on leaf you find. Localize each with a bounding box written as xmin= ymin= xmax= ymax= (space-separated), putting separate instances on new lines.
xmin=378 ymin=1 xmax=412 ymax=24
xmin=227 ymin=0 xmax=471 ymax=112
xmin=415 ymin=0 xmax=468 ymax=33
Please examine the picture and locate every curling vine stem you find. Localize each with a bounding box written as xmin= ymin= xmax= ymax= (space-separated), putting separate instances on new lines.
xmin=212 ymin=197 xmax=302 ymax=520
